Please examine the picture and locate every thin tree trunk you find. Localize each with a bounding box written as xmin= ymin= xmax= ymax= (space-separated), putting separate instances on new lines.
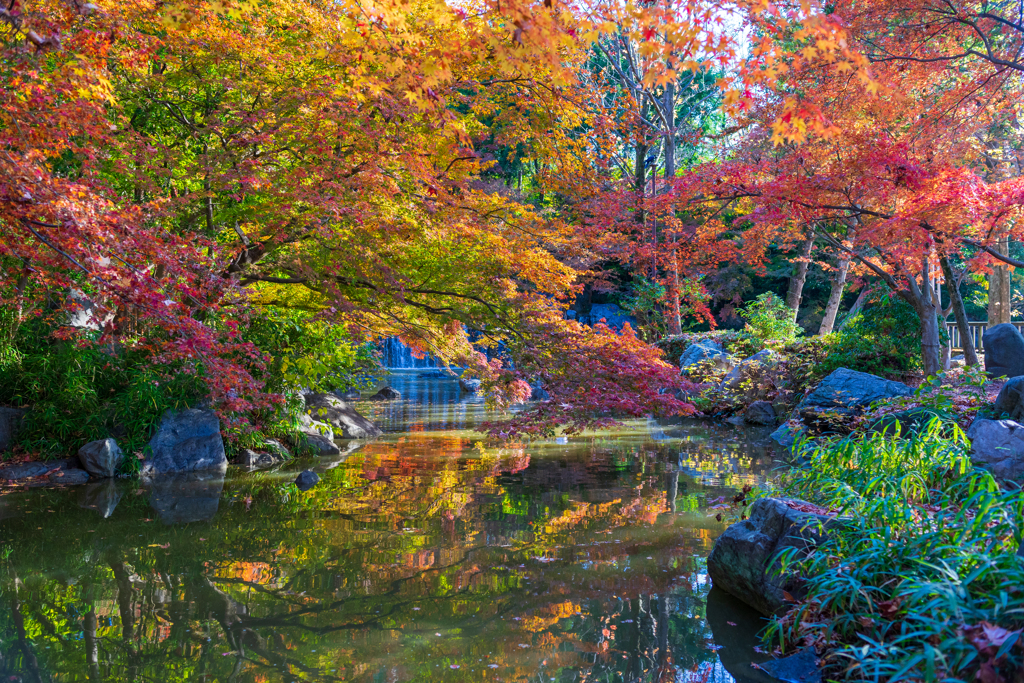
xmin=837 ymin=286 xmax=871 ymax=330
xmin=989 ymin=235 xmax=1012 ymax=325
xmin=940 ymin=255 xmax=980 ymax=367
xmin=786 ymin=235 xmax=816 ymax=321
xmin=84 ymin=608 xmax=100 ymax=681
xmin=663 ymin=82 xmax=682 ymax=335
xmin=818 ymin=256 xmax=850 ymax=335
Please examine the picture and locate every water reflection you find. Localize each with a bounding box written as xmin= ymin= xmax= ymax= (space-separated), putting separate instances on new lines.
xmin=0 ymin=373 xmax=775 ymax=683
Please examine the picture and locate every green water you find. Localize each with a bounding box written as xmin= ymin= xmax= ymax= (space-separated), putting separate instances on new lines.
xmin=0 ymin=372 xmax=777 ymax=682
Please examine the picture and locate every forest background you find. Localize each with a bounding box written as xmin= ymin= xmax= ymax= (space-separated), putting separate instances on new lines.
xmin=3 ymin=0 xmax=1024 ymax=458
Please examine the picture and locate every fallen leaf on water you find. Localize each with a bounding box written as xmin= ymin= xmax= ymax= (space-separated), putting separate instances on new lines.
xmin=727 ymin=621 xmax=737 ymax=626
xmin=148 ymin=543 xmax=170 ymax=549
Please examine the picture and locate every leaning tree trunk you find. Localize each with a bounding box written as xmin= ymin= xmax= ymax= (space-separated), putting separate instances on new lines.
xmin=818 ymin=256 xmax=850 ymax=335
xmin=786 ymin=235 xmax=816 ymax=322
xmin=837 ymin=286 xmax=871 ymax=330
xmin=940 ymin=255 xmax=980 ymax=367
xmin=902 ymin=261 xmax=944 ymax=379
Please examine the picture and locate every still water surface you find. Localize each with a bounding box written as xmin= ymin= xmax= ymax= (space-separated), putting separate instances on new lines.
xmin=0 ymin=371 xmax=778 ymax=682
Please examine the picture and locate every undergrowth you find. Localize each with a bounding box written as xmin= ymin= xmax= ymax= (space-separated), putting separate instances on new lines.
xmin=760 ymin=427 xmax=1024 ymax=682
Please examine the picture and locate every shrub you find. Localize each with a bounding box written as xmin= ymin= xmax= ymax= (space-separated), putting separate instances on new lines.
xmin=737 ymin=292 xmax=802 ymax=343
xmin=760 ymin=429 xmax=1024 ymax=682
xmin=819 ymin=292 xmax=922 ymax=379
xmin=0 ymin=317 xmax=207 ymax=464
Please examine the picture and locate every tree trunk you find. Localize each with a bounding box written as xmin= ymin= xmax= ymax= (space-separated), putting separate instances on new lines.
xmin=818 ymin=256 xmax=850 ymax=335
xmin=84 ymin=608 xmax=101 ymax=681
xmin=837 ymin=286 xmax=871 ymax=330
xmin=663 ymin=82 xmax=682 ymax=335
xmin=940 ymin=255 xmax=980 ymax=367
xmin=988 ymin=235 xmax=1012 ymax=325
xmin=786 ymin=235 xmax=816 ymax=321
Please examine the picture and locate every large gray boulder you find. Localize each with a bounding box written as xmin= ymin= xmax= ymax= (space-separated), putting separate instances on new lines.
xmin=459 ymin=378 xmax=482 ymax=393
xmin=798 ymin=368 xmax=911 ymax=419
xmin=369 ymin=386 xmax=401 ymax=400
xmin=744 ymin=401 xmax=777 ymax=426
xmin=708 ymin=497 xmax=834 ymax=616
xmin=78 ymin=438 xmax=123 ymax=478
xmin=296 ymin=413 xmax=340 ymax=455
xmin=720 ymin=349 xmax=779 ymax=398
xmin=304 ymin=393 xmax=382 ymax=438
xmin=994 ymin=376 xmax=1024 ymax=421
xmin=984 ymin=323 xmax=1024 ymax=379
xmin=0 ymin=407 xmax=27 ymax=453
xmin=141 ymin=409 xmax=227 ymax=476
xmin=579 ymin=304 xmax=635 ymax=330
xmin=966 ymin=419 xmax=1024 ymax=482
xmin=680 ymin=340 xmax=734 ymax=374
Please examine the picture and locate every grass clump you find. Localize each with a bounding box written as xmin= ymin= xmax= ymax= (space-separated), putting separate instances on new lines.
xmin=762 ymin=426 xmax=1024 ymax=682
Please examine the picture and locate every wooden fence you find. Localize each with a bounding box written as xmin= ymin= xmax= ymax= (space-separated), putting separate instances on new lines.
xmin=945 ymin=321 xmax=1024 ymax=352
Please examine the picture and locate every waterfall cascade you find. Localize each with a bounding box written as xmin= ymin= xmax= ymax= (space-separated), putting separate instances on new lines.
xmin=379 ymin=337 xmax=441 ymax=369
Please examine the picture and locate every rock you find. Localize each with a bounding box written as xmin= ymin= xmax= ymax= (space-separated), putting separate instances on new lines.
xmin=994 ymin=376 xmax=1024 ymax=422
xmin=679 ymin=340 xmax=734 ymax=374
xmin=745 ymin=401 xmax=778 ymax=426
xmin=78 ymin=479 xmax=125 ymax=518
xmin=304 ymin=393 xmax=383 ymax=438
xmin=145 ymin=472 xmax=224 ymax=525
xmin=262 ymin=439 xmax=290 ymax=459
xmin=984 ymin=323 xmax=1024 ymax=379
xmin=720 ymin=349 xmax=780 ymax=399
xmin=295 ymin=470 xmax=320 ymax=491
xmin=966 ymin=419 xmax=1024 ymax=482
xmin=770 ymin=423 xmax=808 ymax=453
xmin=724 ymin=415 xmax=746 ymax=426
xmin=237 ymin=449 xmax=283 ymax=470
xmin=303 ymin=432 xmax=341 ymax=455
xmin=530 ymin=380 xmax=550 ymax=401
xmin=67 ymin=288 xmax=113 ymax=330
xmin=868 ymin=407 xmax=947 ymax=437
xmin=459 ymin=378 xmax=482 ymax=393
xmin=77 ymin=438 xmax=123 ymax=478
xmin=141 ymin=408 xmax=227 ymax=476
xmin=798 ymin=368 xmax=911 ymax=420
xmin=707 ymin=497 xmax=834 ymax=616
xmin=298 ymin=413 xmax=334 ymax=441
xmin=949 ymin=354 xmax=966 ymax=368
xmin=759 ymin=649 xmax=822 ymax=683
xmin=332 ymin=387 xmax=363 ymax=400
xmin=0 ymin=461 xmax=55 ymax=482
xmin=0 ymin=407 xmax=27 ymax=453
xmin=368 ymin=386 xmax=401 ymax=401
xmin=47 ymin=468 xmax=90 ymax=486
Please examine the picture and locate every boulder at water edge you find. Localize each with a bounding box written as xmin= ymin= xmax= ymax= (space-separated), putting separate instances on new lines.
xmin=78 ymin=438 xmax=123 ymax=478
xmin=304 ymin=393 xmax=383 ymax=439
xmin=679 ymin=340 xmax=733 ymax=374
xmin=720 ymin=349 xmax=779 ymax=400
xmin=459 ymin=378 xmax=482 ymax=393
xmin=984 ymin=323 xmax=1024 ymax=379
xmin=0 ymin=407 xmax=26 ymax=453
xmin=297 ymin=414 xmax=340 ymax=454
xmin=368 ymin=386 xmax=401 ymax=401
xmin=744 ymin=401 xmax=777 ymax=426
xmin=141 ymin=408 xmax=227 ymax=476
xmin=707 ymin=497 xmax=833 ymax=616
xmin=798 ymin=368 xmax=911 ymax=420
xmin=295 ymin=470 xmax=320 ymax=491
xmin=994 ymin=376 xmax=1024 ymax=421
xmin=966 ymin=419 xmax=1024 ymax=482
xmin=237 ymin=449 xmax=284 ymax=470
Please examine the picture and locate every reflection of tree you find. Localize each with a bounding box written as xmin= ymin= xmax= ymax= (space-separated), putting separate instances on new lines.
xmin=0 ymin=434 xmax=758 ymax=682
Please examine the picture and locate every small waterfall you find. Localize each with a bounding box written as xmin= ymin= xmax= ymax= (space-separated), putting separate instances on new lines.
xmin=380 ymin=337 xmax=441 ymax=369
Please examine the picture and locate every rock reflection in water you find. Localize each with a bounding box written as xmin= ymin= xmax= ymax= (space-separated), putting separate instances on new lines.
xmin=0 ymin=376 xmax=774 ymax=683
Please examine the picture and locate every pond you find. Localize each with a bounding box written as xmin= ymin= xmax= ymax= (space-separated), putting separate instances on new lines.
xmin=0 ymin=371 xmax=780 ymax=683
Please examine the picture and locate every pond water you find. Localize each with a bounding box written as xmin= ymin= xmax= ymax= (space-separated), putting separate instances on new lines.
xmin=0 ymin=371 xmax=780 ymax=683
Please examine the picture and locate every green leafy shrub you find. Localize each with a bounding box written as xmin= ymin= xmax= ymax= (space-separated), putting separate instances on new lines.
xmin=737 ymin=292 xmax=802 ymax=343
xmin=818 ymin=292 xmax=922 ymax=379
xmin=761 ymin=429 xmax=1024 ymax=682
xmin=0 ymin=317 xmax=207 ymax=465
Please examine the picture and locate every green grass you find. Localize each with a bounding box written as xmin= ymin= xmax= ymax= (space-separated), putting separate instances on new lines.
xmin=759 ymin=425 xmax=1024 ymax=682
